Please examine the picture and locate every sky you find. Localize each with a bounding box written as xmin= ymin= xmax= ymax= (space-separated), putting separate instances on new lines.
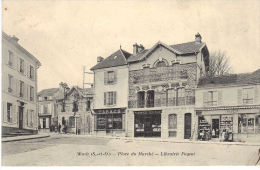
xmin=2 ymin=0 xmax=260 ymax=91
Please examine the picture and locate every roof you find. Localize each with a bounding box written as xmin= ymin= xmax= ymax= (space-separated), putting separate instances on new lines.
xmin=38 ymin=88 xmax=59 ymax=96
xmin=2 ymin=31 xmax=41 ymax=67
xmin=170 ymin=41 xmax=205 ymax=54
xmin=198 ymin=69 xmax=260 ymax=88
xmin=67 ymin=86 xmax=94 ymax=97
xmin=127 ymin=41 xmax=206 ymax=63
xmin=90 ymin=49 xmax=131 ymax=70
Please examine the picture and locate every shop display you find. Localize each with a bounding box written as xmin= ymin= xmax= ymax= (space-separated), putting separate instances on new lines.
xmin=198 ymin=116 xmax=211 ymax=140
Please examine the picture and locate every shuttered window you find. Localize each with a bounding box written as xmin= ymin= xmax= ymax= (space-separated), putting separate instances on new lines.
xmin=242 ymin=88 xmax=254 ymax=104
xmin=168 ymin=114 xmax=177 ymax=129
xmin=7 ymin=103 xmax=12 ymax=122
xmin=204 ymin=91 xmax=218 ymax=106
xmin=104 ymin=91 xmax=116 ymax=106
xmin=104 ymin=71 xmax=117 ymax=84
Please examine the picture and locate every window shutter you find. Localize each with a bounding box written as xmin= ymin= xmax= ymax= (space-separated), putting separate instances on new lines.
xmin=104 ymin=92 xmax=107 ymax=105
xmin=3 ymin=102 xmax=7 ymax=122
xmin=237 ymin=89 xmax=242 ymax=105
xmin=104 ymin=72 xmax=108 ymax=84
xmin=113 ymin=92 xmax=117 ymax=105
xmin=114 ymin=71 xmax=117 ymax=83
xmin=203 ymin=91 xmax=208 ymax=106
xmin=218 ymin=91 xmax=222 ymax=106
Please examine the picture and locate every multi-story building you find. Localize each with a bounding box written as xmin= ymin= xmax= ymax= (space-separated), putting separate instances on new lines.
xmin=195 ymin=69 xmax=260 ymax=142
xmin=90 ymin=49 xmax=131 ymax=136
xmin=38 ymin=88 xmax=59 ymax=132
xmin=56 ymin=86 xmax=94 ymax=134
xmin=126 ymin=33 xmax=209 ymax=139
xmin=2 ymin=32 xmax=41 ymax=135
xmin=91 ymin=33 xmax=209 ymax=139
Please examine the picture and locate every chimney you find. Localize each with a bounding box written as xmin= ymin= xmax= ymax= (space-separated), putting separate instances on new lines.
xmin=133 ymin=43 xmax=138 ymax=55
xmin=138 ymin=44 xmax=145 ymax=53
xmin=195 ymin=33 xmax=202 ymax=43
xmin=11 ymin=35 xmax=19 ymax=42
xmin=97 ymin=56 xmax=104 ymax=63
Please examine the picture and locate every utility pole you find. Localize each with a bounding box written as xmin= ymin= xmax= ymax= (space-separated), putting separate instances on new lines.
xmin=82 ymin=66 xmax=93 ymax=89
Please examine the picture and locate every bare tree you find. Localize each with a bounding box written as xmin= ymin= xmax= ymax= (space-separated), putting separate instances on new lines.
xmin=208 ymin=50 xmax=232 ymax=77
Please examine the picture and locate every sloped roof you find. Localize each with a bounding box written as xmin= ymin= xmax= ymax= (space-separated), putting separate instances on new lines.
xmin=90 ymin=49 xmax=131 ymax=70
xmin=38 ymin=88 xmax=59 ymax=97
xmin=170 ymin=41 xmax=205 ymax=54
xmin=198 ymin=69 xmax=260 ymax=88
xmin=127 ymin=41 xmax=206 ymax=63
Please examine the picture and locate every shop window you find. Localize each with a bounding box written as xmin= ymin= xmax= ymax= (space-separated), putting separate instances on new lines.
xmin=168 ymin=114 xmax=177 ymax=129
xmin=255 ymin=115 xmax=260 ymax=134
xmin=238 ymin=114 xmax=259 ymax=134
xmin=167 ymin=89 xmax=176 ymax=106
xmin=113 ymin=114 xmax=122 ymax=129
xmin=137 ymin=91 xmax=145 ymax=108
xmin=242 ymin=88 xmax=254 ymax=104
xmin=146 ymin=90 xmax=154 ymax=107
xmin=104 ymin=91 xmax=116 ymax=106
xmin=97 ymin=114 xmax=106 ymax=130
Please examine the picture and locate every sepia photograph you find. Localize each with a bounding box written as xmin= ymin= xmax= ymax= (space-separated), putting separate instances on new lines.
xmin=1 ymin=0 xmax=260 ymax=166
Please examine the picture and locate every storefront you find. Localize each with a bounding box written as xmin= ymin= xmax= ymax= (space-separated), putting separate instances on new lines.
xmin=134 ymin=110 xmax=161 ymax=137
xmin=93 ymin=108 xmax=125 ymax=136
xmin=196 ymin=107 xmax=260 ymax=142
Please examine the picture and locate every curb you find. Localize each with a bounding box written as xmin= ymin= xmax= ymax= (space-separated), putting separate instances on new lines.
xmin=2 ymin=135 xmax=50 ymax=143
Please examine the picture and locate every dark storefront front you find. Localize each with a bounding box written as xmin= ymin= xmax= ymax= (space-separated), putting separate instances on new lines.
xmin=94 ymin=108 xmax=125 ymax=135
xmin=134 ymin=110 xmax=161 ymax=137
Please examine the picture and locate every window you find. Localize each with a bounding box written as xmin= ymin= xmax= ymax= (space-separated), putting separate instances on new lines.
xmin=168 ymin=114 xmax=177 ymax=129
xmin=177 ymin=88 xmax=185 ymax=106
xmin=97 ymin=114 xmax=106 ymax=130
xmin=104 ymin=91 xmax=116 ymax=106
xmin=155 ymin=61 xmax=167 ymax=67
xmin=43 ymin=118 xmax=46 ymax=128
xmin=61 ymin=102 xmax=66 ymax=112
xmin=19 ymin=58 xmax=24 ymax=73
xmin=72 ymin=101 xmax=78 ymax=112
xmin=8 ymin=51 xmax=13 ymax=67
xmin=104 ymin=71 xmax=116 ymax=84
xmin=8 ymin=75 xmax=13 ymax=93
xmin=112 ymin=114 xmax=122 ymax=129
xmin=137 ymin=91 xmax=145 ymax=108
xmin=167 ymin=89 xmax=176 ymax=106
xmin=238 ymin=114 xmax=260 ymax=134
xmin=206 ymin=91 xmax=217 ymax=106
xmin=146 ymin=90 xmax=154 ymax=107
xmin=242 ymin=88 xmax=254 ymax=104
xmin=44 ymin=97 xmax=48 ymax=101
xmin=69 ymin=116 xmax=75 ymax=128
xmin=44 ymin=105 xmax=48 ymax=114
xmin=19 ymin=81 xmax=24 ymax=97
xmin=29 ymin=65 xmax=34 ymax=79
xmin=30 ymin=86 xmax=34 ymax=101
xmin=7 ymin=103 xmax=12 ymax=122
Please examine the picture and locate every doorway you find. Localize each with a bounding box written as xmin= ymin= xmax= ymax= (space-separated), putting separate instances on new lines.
xmin=212 ymin=119 xmax=220 ymax=138
xmin=184 ymin=113 xmax=192 ymax=139
xmin=18 ymin=106 xmax=24 ymax=129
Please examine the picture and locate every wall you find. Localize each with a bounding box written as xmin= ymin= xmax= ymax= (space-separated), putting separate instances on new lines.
xmin=2 ymin=36 xmax=39 ymax=131
xmin=93 ymin=65 xmax=129 ymax=109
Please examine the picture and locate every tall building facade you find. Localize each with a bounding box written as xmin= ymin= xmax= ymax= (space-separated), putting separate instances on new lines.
xmin=195 ymin=70 xmax=260 ymax=142
xmin=2 ymin=32 xmax=41 ymax=135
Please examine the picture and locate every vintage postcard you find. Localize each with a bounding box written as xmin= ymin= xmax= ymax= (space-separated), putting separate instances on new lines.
xmin=1 ymin=0 xmax=260 ymax=166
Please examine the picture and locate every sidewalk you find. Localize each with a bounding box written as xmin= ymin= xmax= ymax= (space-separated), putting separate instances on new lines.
xmin=53 ymin=133 xmax=260 ymax=146
xmin=2 ymin=134 xmax=50 ymax=142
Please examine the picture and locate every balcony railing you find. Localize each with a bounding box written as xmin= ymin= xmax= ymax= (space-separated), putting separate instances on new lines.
xmin=128 ymin=96 xmax=195 ymax=108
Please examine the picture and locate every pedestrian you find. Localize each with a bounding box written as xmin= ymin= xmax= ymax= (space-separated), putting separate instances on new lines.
xmin=58 ymin=123 xmax=61 ymax=133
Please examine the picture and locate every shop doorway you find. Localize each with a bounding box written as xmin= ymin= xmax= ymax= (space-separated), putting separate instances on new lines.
xmin=212 ymin=119 xmax=220 ymax=138
xmin=18 ymin=106 xmax=24 ymax=129
xmin=184 ymin=113 xmax=191 ymax=139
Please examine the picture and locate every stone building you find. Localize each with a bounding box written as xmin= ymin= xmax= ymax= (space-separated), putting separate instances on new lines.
xmin=37 ymin=88 xmax=59 ymax=133
xmin=2 ymin=32 xmax=41 ymax=135
xmin=195 ymin=69 xmax=260 ymax=142
xmin=126 ymin=33 xmax=209 ymax=139
xmin=56 ymin=86 xmax=94 ymax=134
xmin=90 ymin=33 xmax=209 ymax=139
xmin=90 ymin=49 xmax=131 ymax=136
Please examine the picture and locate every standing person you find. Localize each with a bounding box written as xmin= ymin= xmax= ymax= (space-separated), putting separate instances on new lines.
xmin=58 ymin=123 xmax=61 ymax=133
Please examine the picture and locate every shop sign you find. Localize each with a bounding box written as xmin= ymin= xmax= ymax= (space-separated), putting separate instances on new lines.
xmin=134 ymin=110 xmax=162 ymax=115
xmin=94 ymin=108 xmax=125 ymax=114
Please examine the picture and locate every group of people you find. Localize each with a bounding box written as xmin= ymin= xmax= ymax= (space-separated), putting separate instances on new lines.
xmin=200 ymin=128 xmax=233 ymax=142
xmin=49 ymin=123 xmax=68 ymax=134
